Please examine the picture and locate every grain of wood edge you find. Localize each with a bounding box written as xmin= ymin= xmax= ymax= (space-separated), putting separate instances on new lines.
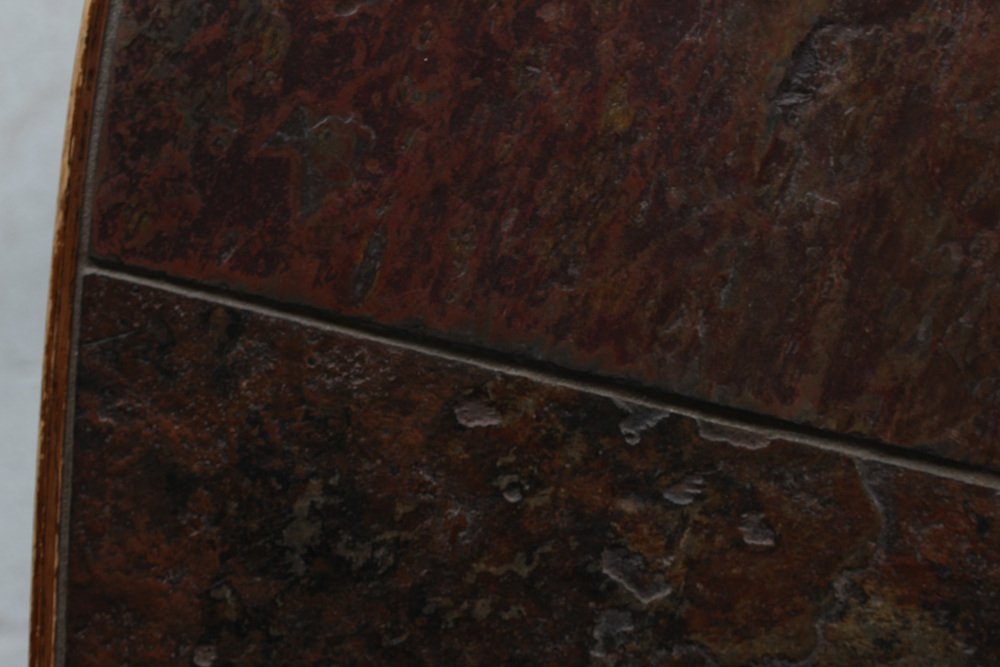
xmin=30 ymin=1 xmax=111 ymax=665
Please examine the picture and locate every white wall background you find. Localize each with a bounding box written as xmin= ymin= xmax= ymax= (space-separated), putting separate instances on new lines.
xmin=0 ymin=1 xmax=86 ymax=663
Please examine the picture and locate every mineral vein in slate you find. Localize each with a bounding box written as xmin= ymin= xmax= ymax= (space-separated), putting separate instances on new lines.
xmin=91 ymin=1 xmax=1000 ymax=468
xmin=68 ymin=276 xmax=1000 ymax=665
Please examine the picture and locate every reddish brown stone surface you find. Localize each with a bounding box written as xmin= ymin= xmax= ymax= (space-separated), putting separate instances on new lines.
xmin=91 ymin=0 xmax=1000 ymax=468
xmin=65 ymin=275 xmax=1000 ymax=665
xmin=815 ymin=464 xmax=1000 ymax=666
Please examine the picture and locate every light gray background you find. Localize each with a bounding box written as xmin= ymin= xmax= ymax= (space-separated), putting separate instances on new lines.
xmin=1 ymin=0 xmax=86 ymax=663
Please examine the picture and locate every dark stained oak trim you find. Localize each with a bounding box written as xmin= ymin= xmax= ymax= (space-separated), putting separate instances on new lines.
xmin=31 ymin=1 xmax=112 ymax=665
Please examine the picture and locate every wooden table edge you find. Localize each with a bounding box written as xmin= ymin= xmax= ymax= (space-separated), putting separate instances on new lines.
xmin=30 ymin=1 xmax=111 ymax=665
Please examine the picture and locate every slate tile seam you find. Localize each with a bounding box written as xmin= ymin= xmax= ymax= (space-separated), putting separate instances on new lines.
xmin=81 ymin=261 xmax=1000 ymax=494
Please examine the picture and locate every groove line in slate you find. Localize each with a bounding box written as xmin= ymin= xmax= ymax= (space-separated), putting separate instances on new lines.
xmin=84 ymin=261 xmax=1000 ymax=493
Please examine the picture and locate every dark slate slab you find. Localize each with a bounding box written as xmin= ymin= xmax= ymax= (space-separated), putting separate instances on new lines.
xmin=65 ymin=275 xmax=1000 ymax=665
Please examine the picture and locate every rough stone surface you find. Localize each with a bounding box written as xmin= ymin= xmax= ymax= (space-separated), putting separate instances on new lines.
xmin=65 ymin=276 xmax=1000 ymax=665
xmin=91 ymin=0 xmax=1000 ymax=467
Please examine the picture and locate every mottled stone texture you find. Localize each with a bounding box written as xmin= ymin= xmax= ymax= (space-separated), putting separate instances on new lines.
xmin=66 ymin=276 xmax=1000 ymax=666
xmin=92 ymin=0 xmax=1000 ymax=468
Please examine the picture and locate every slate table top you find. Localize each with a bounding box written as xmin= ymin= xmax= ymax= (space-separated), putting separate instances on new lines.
xmin=35 ymin=1 xmax=1000 ymax=665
